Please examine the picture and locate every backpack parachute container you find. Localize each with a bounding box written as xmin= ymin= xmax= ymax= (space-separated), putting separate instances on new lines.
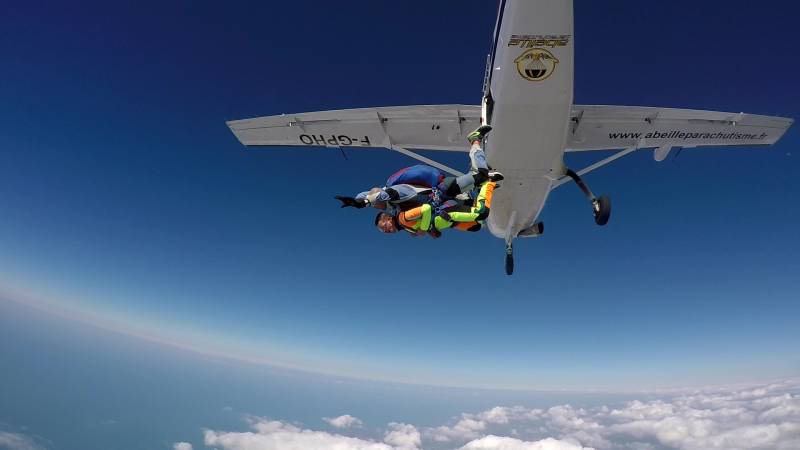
xmin=386 ymin=164 xmax=445 ymax=189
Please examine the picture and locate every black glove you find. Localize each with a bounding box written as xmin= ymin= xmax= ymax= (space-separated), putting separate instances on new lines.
xmin=335 ymin=196 xmax=367 ymax=209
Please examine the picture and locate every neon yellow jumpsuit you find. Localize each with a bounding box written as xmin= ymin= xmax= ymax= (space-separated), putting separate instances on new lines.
xmin=396 ymin=181 xmax=496 ymax=235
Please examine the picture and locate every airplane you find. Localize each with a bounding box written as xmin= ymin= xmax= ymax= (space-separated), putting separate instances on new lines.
xmin=226 ymin=0 xmax=792 ymax=275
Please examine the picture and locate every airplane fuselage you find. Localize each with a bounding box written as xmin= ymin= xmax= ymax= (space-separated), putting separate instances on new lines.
xmin=484 ymin=0 xmax=573 ymax=240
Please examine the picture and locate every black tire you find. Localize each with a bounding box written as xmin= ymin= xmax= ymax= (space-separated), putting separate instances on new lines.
xmin=594 ymin=195 xmax=611 ymax=226
xmin=505 ymin=253 xmax=514 ymax=275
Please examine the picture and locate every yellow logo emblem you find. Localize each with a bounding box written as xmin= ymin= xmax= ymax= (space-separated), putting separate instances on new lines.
xmin=514 ymin=48 xmax=559 ymax=82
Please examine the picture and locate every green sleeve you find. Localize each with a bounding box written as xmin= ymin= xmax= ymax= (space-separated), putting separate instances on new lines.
xmin=419 ymin=204 xmax=432 ymax=231
xmin=446 ymin=211 xmax=481 ymax=222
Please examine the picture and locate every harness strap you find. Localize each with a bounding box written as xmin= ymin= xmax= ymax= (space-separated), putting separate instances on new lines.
xmin=434 ymin=199 xmax=459 ymax=216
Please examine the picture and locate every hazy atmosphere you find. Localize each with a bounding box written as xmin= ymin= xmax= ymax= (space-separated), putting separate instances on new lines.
xmin=1 ymin=1 xmax=798 ymax=449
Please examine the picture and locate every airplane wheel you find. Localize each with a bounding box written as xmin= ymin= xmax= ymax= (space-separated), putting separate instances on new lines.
xmin=505 ymin=245 xmax=514 ymax=275
xmin=593 ymin=195 xmax=611 ymax=226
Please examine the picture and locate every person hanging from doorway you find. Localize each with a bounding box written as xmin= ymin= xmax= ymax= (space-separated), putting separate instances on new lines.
xmin=334 ymin=125 xmax=500 ymax=217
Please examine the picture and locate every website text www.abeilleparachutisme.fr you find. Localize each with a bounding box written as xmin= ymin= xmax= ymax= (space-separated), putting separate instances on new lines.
xmin=608 ymin=130 xmax=768 ymax=141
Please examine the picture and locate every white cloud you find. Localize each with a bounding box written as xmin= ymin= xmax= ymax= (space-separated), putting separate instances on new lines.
xmin=172 ymin=443 xmax=193 ymax=450
xmin=383 ymin=423 xmax=421 ymax=450
xmin=431 ymin=417 xmax=487 ymax=442
xmin=460 ymin=435 xmax=592 ymax=450
xmin=545 ymin=405 xmax=601 ymax=432
xmin=187 ymin=379 xmax=800 ymax=450
xmin=427 ymin=379 xmax=800 ymax=449
xmin=324 ymin=414 xmax=364 ymax=429
xmin=0 ymin=432 xmax=43 ymax=450
xmin=430 ymin=407 xmax=543 ymax=442
xmin=204 ymin=417 xmax=394 ymax=450
xmin=594 ymin=381 xmax=800 ymax=450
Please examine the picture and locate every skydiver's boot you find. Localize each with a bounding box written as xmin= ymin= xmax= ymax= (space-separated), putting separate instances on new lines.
xmin=488 ymin=170 xmax=504 ymax=181
xmin=466 ymin=125 xmax=492 ymax=144
xmin=470 ymin=159 xmax=503 ymax=184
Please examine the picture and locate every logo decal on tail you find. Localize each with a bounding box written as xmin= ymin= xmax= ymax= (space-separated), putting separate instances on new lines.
xmin=514 ymin=48 xmax=559 ymax=82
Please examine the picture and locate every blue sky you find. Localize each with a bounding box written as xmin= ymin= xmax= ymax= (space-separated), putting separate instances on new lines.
xmin=0 ymin=0 xmax=799 ymax=447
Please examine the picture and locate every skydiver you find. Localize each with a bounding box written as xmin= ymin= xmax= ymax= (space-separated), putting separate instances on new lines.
xmin=335 ymin=125 xmax=500 ymax=215
xmin=374 ymin=178 xmax=498 ymax=238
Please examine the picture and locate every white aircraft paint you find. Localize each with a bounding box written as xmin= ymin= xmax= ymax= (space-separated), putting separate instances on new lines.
xmin=484 ymin=0 xmax=573 ymax=240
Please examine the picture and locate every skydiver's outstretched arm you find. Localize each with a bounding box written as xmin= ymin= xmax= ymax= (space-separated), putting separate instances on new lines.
xmin=335 ymin=195 xmax=368 ymax=208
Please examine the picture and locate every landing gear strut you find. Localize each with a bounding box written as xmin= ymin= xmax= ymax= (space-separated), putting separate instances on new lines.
xmin=566 ymin=169 xmax=611 ymax=226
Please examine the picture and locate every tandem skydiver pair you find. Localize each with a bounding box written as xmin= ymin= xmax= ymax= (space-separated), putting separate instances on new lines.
xmin=335 ymin=126 xmax=502 ymax=238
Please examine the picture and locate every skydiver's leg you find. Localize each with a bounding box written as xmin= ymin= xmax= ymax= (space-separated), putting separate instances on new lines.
xmin=453 ymin=221 xmax=481 ymax=232
xmin=472 ymin=180 xmax=496 ymax=215
xmin=468 ymin=141 xmax=489 ymax=174
xmin=466 ymin=125 xmax=491 ymax=173
xmin=431 ymin=212 xmax=481 ymax=232
xmin=444 ymin=181 xmax=496 ymax=222
xmin=435 ymin=126 xmax=496 ymax=198
xmin=465 ymin=125 xmax=503 ymax=183
xmin=440 ymin=147 xmax=490 ymax=197
xmin=440 ymin=174 xmax=480 ymax=198
xmin=438 ymin=204 xmax=482 ymax=224
xmin=444 ymin=210 xmax=481 ymax=222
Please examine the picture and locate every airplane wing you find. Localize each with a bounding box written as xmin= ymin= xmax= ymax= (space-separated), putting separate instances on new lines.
xmin=552 ymin=105 xmax=793 ymax=187
xmin=566 ymin=105 xmax=792 ymax=154
xmin=229 ymin=104 xmax=791 ymax=155
xmin=227 ymin=105 xmax=481 ymax=152
xmin=227 ymin=104 xmax=791 ymax=177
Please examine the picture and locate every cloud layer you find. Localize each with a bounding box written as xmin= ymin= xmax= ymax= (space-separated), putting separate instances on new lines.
xmin=200 ymin=416 xmax=578 ymax=450
xmin=191 ymin=379 xmax=800 ymax=450
xmin=204 ymin=418 xmax=393 ymax=450
xmin=426 ymin=379 xmax=800 ymax=450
